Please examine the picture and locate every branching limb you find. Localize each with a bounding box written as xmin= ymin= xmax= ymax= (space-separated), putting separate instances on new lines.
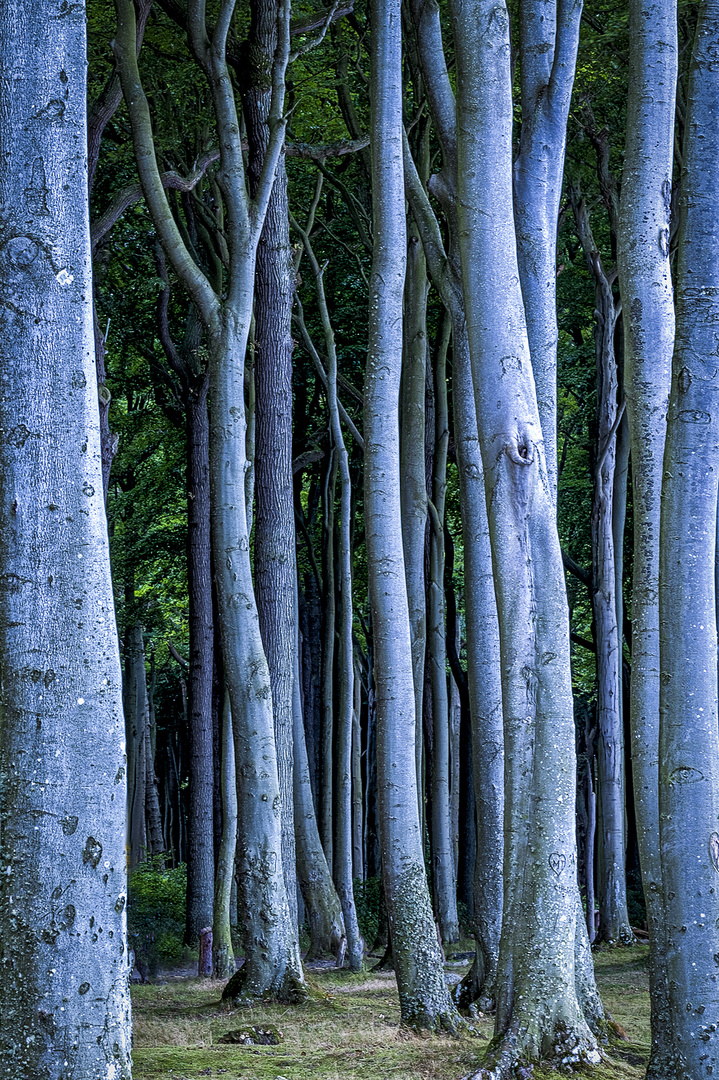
xmin=290 ymin=0 xmax=341 ymax=61
xmin=292 ymin=295 xmax=364 ymax=449
xmin=113 ymin=0 xmax=220 ymax=328
xmin=91 ymin=151 xmax=220 ymax=252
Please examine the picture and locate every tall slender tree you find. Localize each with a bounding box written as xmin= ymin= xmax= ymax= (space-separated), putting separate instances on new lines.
xmin=114 ymin=0 xmax=305 ymax=1000
xmin=0 ymin=1 xmax=132 ymax=1072
xmin=452 ymin=0 xmax=604 ymax=1069
xmin=243 ymin=0 xmax=300 ymax=934
xmin=365 ymin=0 xmax=459 ymax=1028
xmin=659 ymin=0 xmax=719 ymax=1070
xmin=617 ymin=0 xmax=677 ymax=1068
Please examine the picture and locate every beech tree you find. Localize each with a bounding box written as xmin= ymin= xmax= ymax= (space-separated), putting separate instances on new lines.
xmin=365 ymin=0 xmax=459 ymax=1028
xmin=658 ymin=0 xmax=719 ymax=1069
xmin=0 ymin=0 xmax=132 ymax=1074
xmin=617 ymin=0 xmax=676 ymax=1064
xmin=452 ymin=0 xmax=604 ymax=1069
xmin=113 ymin=0 xmax=305 ymax=1000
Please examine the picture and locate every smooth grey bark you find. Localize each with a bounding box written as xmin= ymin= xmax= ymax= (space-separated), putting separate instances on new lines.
xmin=513 ymin=0 xmax=582 ymax=500
xmin=449 ymin=630 xmax=461 ymax=881
xmin=452 ymin=0 xmax=603 ymax=1069
xmin=659 ymin=2 xmax=719 ymax=1072
xmin=617 ymin=0 xmax=676 ymax=1070
xmin=352 ymin=657 xmax=364 ymax=882
xmin=213 ymin=691 xmax=237 ymax=979
xmin=0 ymin=2 xmax=132 ymax=1072
xmin=428 ymin=315 xmax=460 ymax=944
xmin=570 ymin=185 xmax=633 ymax=947
xmin=366 ymin=0 xmax=460 ymax=1029
xmin=401 ymin=30 xmax=504 ymax=1002
xmin=452 ymin=322 xmax=504 ymax=1008
xmin=114 ymin=0 xmax=305 ymax=1002
xmin=400 ymin=11 xmax=505 ymax=996
xmin=244 ymin=0 xmax=299 ymax=935
xmin=320 ymin=453 xmax=337 ymax=868
xmin=401 ymin=217 xmax=429 ymax=808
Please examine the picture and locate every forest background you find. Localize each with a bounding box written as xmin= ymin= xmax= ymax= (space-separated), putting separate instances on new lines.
xmin=1 ymin=0 xmax=715 ymax=1076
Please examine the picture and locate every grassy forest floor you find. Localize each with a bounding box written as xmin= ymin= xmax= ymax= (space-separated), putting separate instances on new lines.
xmin=131 ymin=945 xmax=650 ymax=1080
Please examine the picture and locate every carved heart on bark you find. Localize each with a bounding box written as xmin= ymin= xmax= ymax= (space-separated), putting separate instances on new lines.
xmin=548 ymin=852 xmax=566 ymax=876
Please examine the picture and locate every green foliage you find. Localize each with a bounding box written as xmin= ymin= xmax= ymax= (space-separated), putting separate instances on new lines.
xmin=128 ymin=858 xmax=187 ymax=977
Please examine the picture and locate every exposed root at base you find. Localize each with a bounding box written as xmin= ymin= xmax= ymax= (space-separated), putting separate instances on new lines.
xmin=221 ymin=967 xmax=309 ymax=1006
xmin=462 ymin=1026 xmax=604 ymax=1079
xmin=401 ymin=1006 xmax=470 ymax=1037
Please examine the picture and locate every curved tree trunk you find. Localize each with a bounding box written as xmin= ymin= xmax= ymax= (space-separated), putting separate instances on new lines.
xmin=320 ymin=454 xmax=337 ymax=867
xmin=114 ymin=0 xmax=304 ymax=1003
xmin=513 ymin=0 xmax=581 ymax=500
xmin=658 ymin=3 xmax=719 ymax=1072
xmin=617 ymin=0 xmax=676 ymax=1068
xmin=366 ymin=0 xmax=460 ymax=1029
xmin=0 ymin=3 xmax=132 ymax=1071
xmin=452 ymin=0 xmax=603 ymax=1069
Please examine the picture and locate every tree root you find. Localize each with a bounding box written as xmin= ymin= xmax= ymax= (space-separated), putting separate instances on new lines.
xmin=452 ymin=951 xmax=494 ymax=1015
xmin=462 ymin=1024 xmax=603 ymax=1079
xmin=221 ymin=965 xmax=308 ymax=1006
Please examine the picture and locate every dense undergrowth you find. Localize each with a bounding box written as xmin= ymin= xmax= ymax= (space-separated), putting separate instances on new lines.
xmin=131 ymin=946 xmax=650 ymax=1080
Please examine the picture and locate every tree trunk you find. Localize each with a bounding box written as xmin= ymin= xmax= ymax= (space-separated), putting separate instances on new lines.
xmin=659 ymin=3 xmax=719 ymax=1072
xmin=213 ymin=691 xmax=237 ymax=979
xmin=211 ymin=310 xmax=305 ymax=1002
xmin=352 ymin=658 xmax=365 ymax=882
xmin=244 ymin=0 xmax=299 ymax=932
xmin=144 ymin=718 xmax=164 ymax=857
xmin=451 ymin=321 xmax=504 ymax=1009
xmin=0 ymin=3 xmax=132 ymax=1070
xmin=321 ymin=454 xmax=337 ymax=867
xmin=616 ymin=0 xmax=676 ymax=1066
xmin=452 ymin=0 xmax=603 ymax=1068
xmin=113 ymin=0 xmax=303 ymax=1003
xmin=428 ymin=314 xmax=459 ymax=944
xmin=402 ymin=0 xmax=505 ymax=1003
xmin=128 ymin=623 xmax=149 ymax=867
xmin=293 ymin=592 xmax=347 ymax=962
xmin=366 ymin=0 xmax=460 ymax=1029
xmin=401 ymin=218 xmax=429 ymax=808
xmin=570 ymin=184 xmax=633 ymax=947
xmin=513 ymin=0 xmax=582 ymax=500
xmin=185 ymin=378 xmax=215 ymax=942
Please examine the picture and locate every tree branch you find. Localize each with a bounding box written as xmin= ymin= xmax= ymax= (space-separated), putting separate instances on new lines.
xmin=113 ymin=0 xmax=220 ymax=328
xmin=91 ymin=151 xmax=220 ymax=252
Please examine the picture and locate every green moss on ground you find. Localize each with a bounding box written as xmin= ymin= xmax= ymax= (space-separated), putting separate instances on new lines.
xmin=131 ymin=945 xmax=651 ymax=1080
